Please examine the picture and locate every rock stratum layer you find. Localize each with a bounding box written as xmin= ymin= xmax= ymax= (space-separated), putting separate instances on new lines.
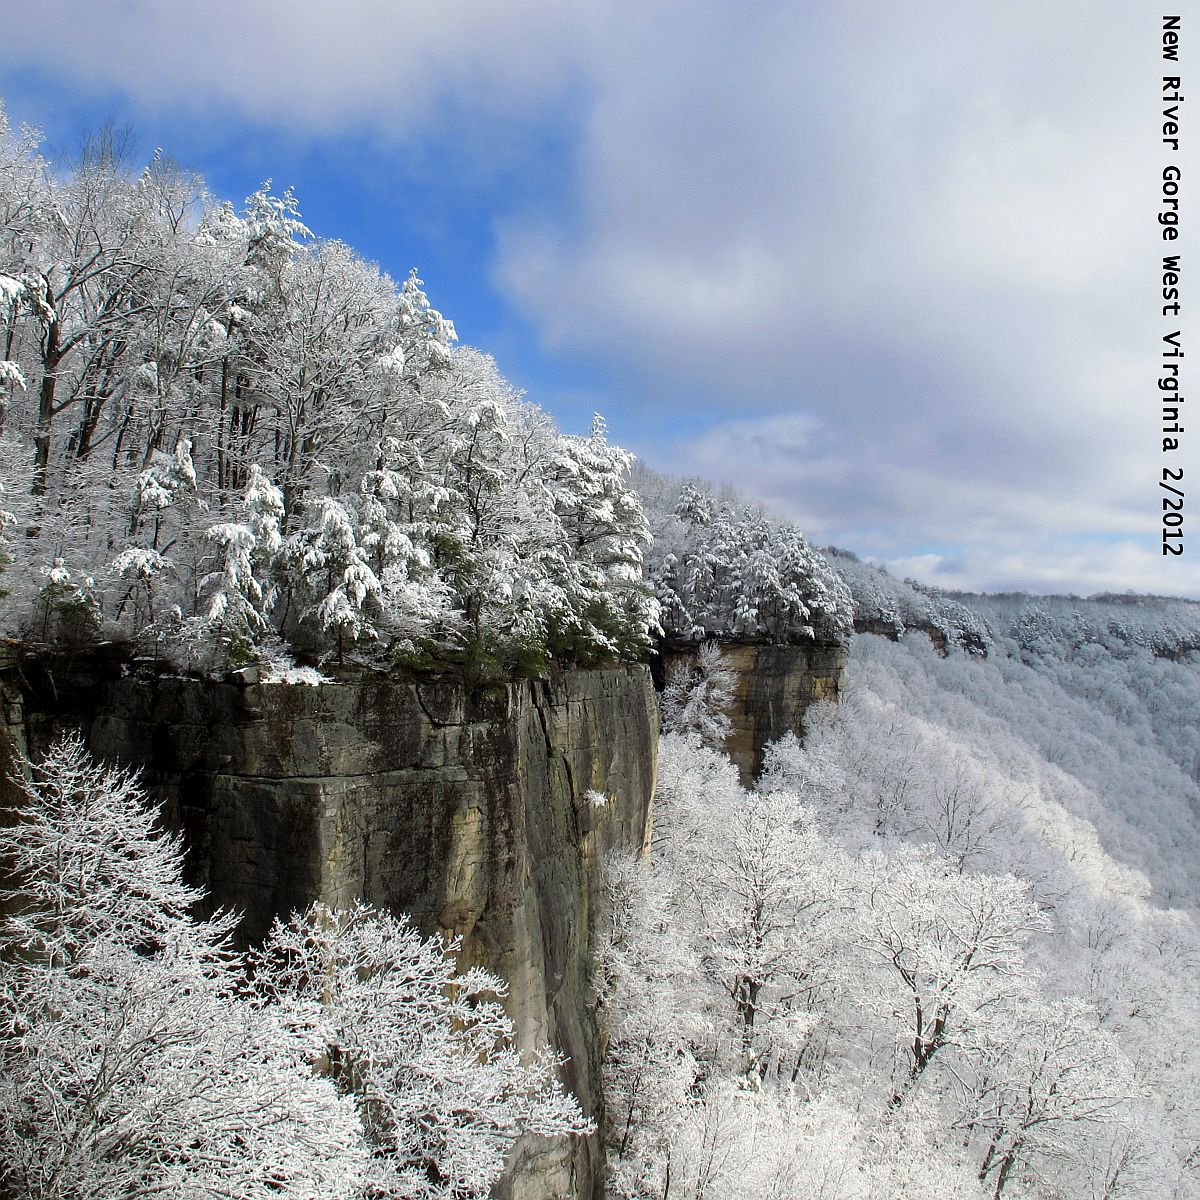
xmin=1 ymin=651 xmax=659 ymax=1200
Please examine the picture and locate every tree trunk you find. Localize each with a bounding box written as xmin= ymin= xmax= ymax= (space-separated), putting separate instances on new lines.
xmin=32 ymin=323 xmax=60 ymax=496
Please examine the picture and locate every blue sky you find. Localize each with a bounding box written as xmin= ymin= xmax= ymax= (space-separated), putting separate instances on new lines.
xmin=3 ymin=1 xmax=1195 ymax=596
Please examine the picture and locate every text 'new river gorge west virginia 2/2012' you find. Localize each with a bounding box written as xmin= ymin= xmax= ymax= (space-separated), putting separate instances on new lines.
xmin=1161 ymin=14 xmax=1188 ymax=556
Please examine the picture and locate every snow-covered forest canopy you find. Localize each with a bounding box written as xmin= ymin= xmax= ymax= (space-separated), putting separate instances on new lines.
xmin=829 ymin=546 xmax=1200 ymax=662
xmin=633 ymin=465 xmax=852 ymax=645
xmin=0 ymin=109 xmax=678 ymax=673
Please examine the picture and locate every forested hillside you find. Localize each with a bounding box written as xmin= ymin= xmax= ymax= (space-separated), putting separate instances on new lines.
xmin=0 ymin=112 xmax=671 ymax=674
xmin=597 ymin=561 xmax=1200 ymax=1199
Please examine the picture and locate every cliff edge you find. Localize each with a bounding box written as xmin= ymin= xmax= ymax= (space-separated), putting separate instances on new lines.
xmin=1 ymin=651 xmax=659 ymax=1200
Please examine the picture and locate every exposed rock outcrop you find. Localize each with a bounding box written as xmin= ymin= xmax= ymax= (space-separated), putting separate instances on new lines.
xmin=658 ymin=639 xmax=846 ymax=784
xmin=851 ymin=617 xmax=990 ymax=658
xmin=1 ymin=648 xmax=659 ymax=1200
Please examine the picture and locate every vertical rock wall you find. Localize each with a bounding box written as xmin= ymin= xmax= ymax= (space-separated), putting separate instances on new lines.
xmin=660 ymin=640 xmax=847 ymax=784
xmin=1 ymin=651 xmax=659 ymax=1200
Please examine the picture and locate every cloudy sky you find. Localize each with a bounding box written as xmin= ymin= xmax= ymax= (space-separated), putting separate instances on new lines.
xmin=3 ymin=1 xmax=1193 ymax=596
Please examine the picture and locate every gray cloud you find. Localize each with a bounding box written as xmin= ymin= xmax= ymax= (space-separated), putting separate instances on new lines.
xmin=1 ymin=0 xmax=608 ymax=130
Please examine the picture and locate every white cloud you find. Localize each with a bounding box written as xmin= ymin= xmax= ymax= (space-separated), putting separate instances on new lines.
xmin=884 ymin=540 xmax=1200 ymax=600
xmin=649 ymin=402 xmax=1200 ymax=596
xmin=5 ymin=0 xmax=1192 ymax=595
xmin=1 ymin=0 xmax=610 ymax=130
xmin=494 ymin=1 xmax=1189 ymax=595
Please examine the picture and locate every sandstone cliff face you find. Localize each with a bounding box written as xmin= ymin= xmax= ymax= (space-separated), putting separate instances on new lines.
xmin=659 ymin=640 xmax=846 ymax=785
xmin=1 ymin=652 xmax=659 ymax=1200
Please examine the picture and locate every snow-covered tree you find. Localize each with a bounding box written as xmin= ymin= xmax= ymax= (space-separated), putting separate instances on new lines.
xmin=660 ymin=639 xmax=736 ymax=747
xmin=286 ymin=495 xmax=381 ymax=658
xmin=596 ymin=851 xmax=702 ymax=1198
xmin=0 ymin=736 xmax=591 ymax=1200
xmin=545 ymin=413 xmax=659 ymax=663
xmin=701 ymin=787 xmax=851 ymax=1081
xmin=0 ymin=734 xmax=368 ymax=1200
xmin=254 ymin=902 xmax=590 ymax=1200
xmin=855 ymin=846 xmax=1047 ymax=1103
xmin=198 ymin=464 xmax=285 ymax=662
xmin=964 ymin=1000 xmax=1140 ymax=1197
